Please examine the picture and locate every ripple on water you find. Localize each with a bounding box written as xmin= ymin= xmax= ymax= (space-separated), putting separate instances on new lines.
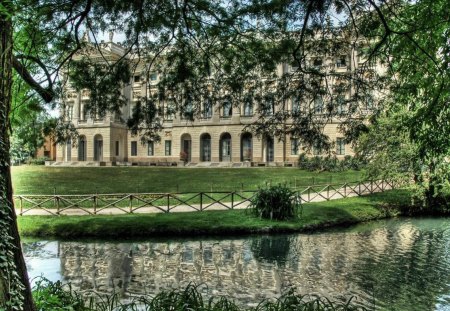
xmin=23 ymin=217 xmax=450 ymax=310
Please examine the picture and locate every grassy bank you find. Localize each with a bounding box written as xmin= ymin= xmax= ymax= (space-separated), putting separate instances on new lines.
xmin=18 ymin=189 xmax=410 ymax=238
xmin=12 ymin=166 xmax=363 ymax=194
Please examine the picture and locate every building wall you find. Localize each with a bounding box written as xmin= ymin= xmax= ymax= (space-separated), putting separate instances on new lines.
xmin=56 ymin=41 xmax=362 ymax=165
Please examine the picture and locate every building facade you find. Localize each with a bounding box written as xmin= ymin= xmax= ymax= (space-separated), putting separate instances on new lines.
xmin=56 ymin=40 xmax=374 ymax=167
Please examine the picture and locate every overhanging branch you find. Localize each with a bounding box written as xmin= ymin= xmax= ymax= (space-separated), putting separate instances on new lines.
xmin=12 ymin=57 xmax=54 ymax=103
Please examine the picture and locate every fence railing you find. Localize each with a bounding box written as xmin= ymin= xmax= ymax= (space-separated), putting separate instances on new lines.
xmin=14 ymin=179 xmax=407 ymax=216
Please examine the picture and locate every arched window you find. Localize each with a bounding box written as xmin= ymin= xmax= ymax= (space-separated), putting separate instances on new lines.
xmin=78 ymin=136 xmax=86 ymax=161
xmin=200 ymin=133 xmax=211 ymax=161
xmin=93 ymin=134 xmax=103 ymax=161
xmin=220 ymin=133 xmax=232 ymax=162
xmin=241 ymin=133 xmax=252 ymax=161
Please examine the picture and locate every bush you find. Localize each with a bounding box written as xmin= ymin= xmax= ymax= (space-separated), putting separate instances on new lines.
xmin=27 ymin=157 xmax=50 ymax=165
xmin=250 ymin=185 xmax=298 ymax=220
xmin=33 ymin=278 xmax=88 ymax=310
xmin=298 ymin=153 xmax=366 ymax=172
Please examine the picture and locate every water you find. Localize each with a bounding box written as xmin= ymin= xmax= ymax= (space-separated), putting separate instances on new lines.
xmin=23 ymin=217 xmax=450 ymax=310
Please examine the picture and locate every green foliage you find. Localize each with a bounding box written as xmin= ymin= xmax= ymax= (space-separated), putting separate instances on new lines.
xmin=362 ymin=0 xmax=450 ymax=206
xmin=31 ymin=279 xmax=368 ymax=311
xmin=251 ymin=185 xmax=298 ymax=220
xmin=356 ymin=111 xmax=418 ymax=182
xmin=26 ymin=157 xmax=50 ymax=165
xmin=33 ymin=278 xmax=87 ymax=310
xmin=298 ymin=154 xmax=365 ymax=172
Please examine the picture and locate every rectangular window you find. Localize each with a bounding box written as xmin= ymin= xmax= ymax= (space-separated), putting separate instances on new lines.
xmin=165 ymin=101 xmax=175 ymax=121
xmin=336 ymin=96 xmax=346 ymax=114
xmin=336 ymin=138 xmax=346 ymax=155
xmin=147 ymin=141 xmax=154 ymax=156
xmin=262 ymin=96 xmax=275 ymax=116
xmin=291 ymin=96 xmax=301 ymax=115
xmin=243 ymin=98 xmax=253 ymax=116
xmin=131 ymin=141 xmax=137 ymax=156
xmin=291 ymin=138 xmax=300 ymax=155
xmin=150 ymin=73 xmax=158 ymax=81
xmin=67 ymin=105 xmax=74 ymax=120
xmin=115 ymin=141 xmax=119 ymax=156
xmin=182 ymin=101 xmax=194 ymax=120
xmin=134 ymin=75 xmax=141 ymax=83
xmin=336 ymin=56 xmax=347 ymax=68
xmin=222 ymin=100 xmax=232 ymax=117
xmin=314 ymin=97 xmax=323 ymax=114
xmin=312 ymin=58 xmax=322 ymax=68
xmin=165 ymin=140 xmax=172 ymax=156
xmin=203 ymin=99 xmax=212 ymax=118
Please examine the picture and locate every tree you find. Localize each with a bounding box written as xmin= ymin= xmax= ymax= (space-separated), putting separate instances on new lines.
xmin=355 ymin=0 xmax=450 ymax=206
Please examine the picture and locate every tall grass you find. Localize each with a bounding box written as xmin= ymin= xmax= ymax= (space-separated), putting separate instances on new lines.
xmin=32 ymin=278 xmax=369 ymax=311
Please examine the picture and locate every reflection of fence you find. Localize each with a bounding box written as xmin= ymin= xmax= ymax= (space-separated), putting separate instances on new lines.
xmin=15 ymin=179 xmax=406 ymax=216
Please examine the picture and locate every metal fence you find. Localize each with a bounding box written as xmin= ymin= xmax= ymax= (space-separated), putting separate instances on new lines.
xmin=14 ymin=179 xmax=406 ymax=216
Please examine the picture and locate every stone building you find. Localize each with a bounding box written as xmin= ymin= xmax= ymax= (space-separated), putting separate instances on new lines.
xmin=55 ymin=37 xmax=376 ymax=167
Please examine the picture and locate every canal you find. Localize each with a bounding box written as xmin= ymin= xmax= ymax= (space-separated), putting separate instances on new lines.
xmin=23 ymin=217 xmax=450 ymax=310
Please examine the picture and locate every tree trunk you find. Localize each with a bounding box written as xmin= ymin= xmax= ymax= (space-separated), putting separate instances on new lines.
xmin=0 ymin=2 xmax=36 ymax=310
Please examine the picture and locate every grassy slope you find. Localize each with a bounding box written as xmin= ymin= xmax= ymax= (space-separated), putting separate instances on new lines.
xmin=18 ymin=189 xmax=410 ymax=238
xmin=11 ymin=166 xmax=363 ymax=194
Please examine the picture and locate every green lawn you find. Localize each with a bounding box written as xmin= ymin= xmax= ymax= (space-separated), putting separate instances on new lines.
xmin=11 ymin=166 xmax=364 ymax=195
xmin=18 ymin=189 xmax=410 ymax=238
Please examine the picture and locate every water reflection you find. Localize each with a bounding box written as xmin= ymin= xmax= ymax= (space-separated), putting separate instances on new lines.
xmin=24 ymin=218 xmax=450 ymax=310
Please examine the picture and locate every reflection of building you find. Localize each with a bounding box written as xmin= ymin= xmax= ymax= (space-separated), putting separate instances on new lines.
xmin=52 ymin=230 xmax=398 ymax=307
xmin=24 ymin=220 xmax=450 ymax=310
xmin=55 ymin=35 xmax=380 ymax=166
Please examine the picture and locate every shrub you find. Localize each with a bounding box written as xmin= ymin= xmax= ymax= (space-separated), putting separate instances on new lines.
xmin=33 ymin=278 xmax=88 ymax=310
xmin=250 ymin=185 xmax=298 ymax=220
xmin=298 ymin=154 xmax=366 ymax=172
xmin=27 ymin=157 xmax=50 ymax=165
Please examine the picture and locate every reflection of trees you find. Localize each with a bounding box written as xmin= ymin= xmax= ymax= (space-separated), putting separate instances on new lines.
xmin=250 ymin=235 xmax=291 ymax=267
xmin=349 ymin=221 xmax=450 ymax=311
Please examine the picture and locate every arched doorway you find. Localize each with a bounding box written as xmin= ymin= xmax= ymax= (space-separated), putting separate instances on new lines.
xmin=200 ymin=133 xmax=211 ymax=162
xmin=180 ymin=133 xmax=192 ymax=162
xmin=94 ymin=134 xmax=103 ymax=161
xmin=219 ymin=133 xmax=232 ymax=162
xmin=65 ymin=138 xmax=72 ymax=161
xmin=265 ymin=136 xmax=274 ymax=162
xmin=78 ymin=136 xmax=86 ymax=161
xmin=241 ymin=132 xmax=252 ymax=161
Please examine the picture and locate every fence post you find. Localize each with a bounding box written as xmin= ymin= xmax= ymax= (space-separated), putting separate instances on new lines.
xmin=56 ymin=196 xmax=60 ymax=215
xmin=231 ymin=192 xmax=234 ymax=209
xmin=167 ymin=194 xmax=170 ymax=213
xmin=358 ymin=182 xmax=361 ymax=195
xmin=370 ymin=180 xmax=374 ymax=193
xmin=308 ymin=187 xmax=311 ymax=202
xmin=327 ymin=185 xmax=330 ymax=200
xmin=20 ymin=196 xmax=23 ymax=216
xmin=200 ymin=192 xmax=203 ymax=211
xmin=54 ymin=187 xmax=57 ymax=210
xmin=344 ymin=183 xmax=347 ymax=197
xmin=93 ymin=195 xmax=97 ymax=215
xmin=129 ymin=195 xmax=133 ymax=213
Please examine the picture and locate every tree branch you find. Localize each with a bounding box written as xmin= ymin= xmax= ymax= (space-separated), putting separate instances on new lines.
xmin=12 ymin=57 xmax=54 ymax=103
